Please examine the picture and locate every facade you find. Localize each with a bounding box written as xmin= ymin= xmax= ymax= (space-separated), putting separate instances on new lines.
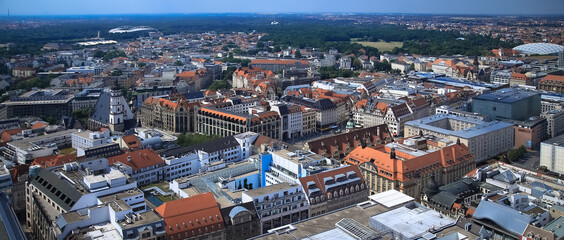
xmin=219 ymin=203 xmax=260 ymax=240
xmin=283 ymin=96 xmax=338 ymax=131
xmin=108 ymin=149 xmax=166 ymax=186
xmin=539 ymin=74 xmax=564 ymax=94
xmin=540 ymin=135 xmax=564 ymax=175
xmin=509 ymin=72 xmax=534 ymax=86
xmin=509 ymin=116 xmax=548 ymax=150
xmin=249 ymin=59 xmax=310 ymax=73
xmin=1 ymin=89 xmax=73 ymax=119
xmin=391 ymin=62 xmax=410 ymax=74
xmin=260 ymin=148 xmax=330 ymax=187
xmin=132 ymin=86 xmax=176 ymax=107
xmin=299 ymin=165 xmax=369 ymax=217
xmin=344 ymin=135 xmax=476 ymax=197
xmin=26 ymin=165 xmax=163 ymax=240
xmin=139 ymin=96 xmax=198 ymax=133
xmin=9 ymin=165 xmax=29 ymax=219
xmin=472 ymin=88 xmax=541 ymax=121
xmin=353 ymin=98 xmax=430 ymax=136
xmin=242 ymin=182 xmax=309 ymax=234
xmin=155 ymin=193 xmax=224 ymax=240
xmin=197 ymin=106 xmax=282 ymax=140
xmin=4 ymin=129 xmax=77 ymax=164
xmin=270 ymin=103 xmax=303 ymax=140
xmin=12 ymin=67 xmax=36 ymax=78
xmin=88 ymin=90 xmax=135 ymax=132
xmin=541 ymin=109 xmax=564 ymax=138
xmin=404 ymin=114 xmax=515 ymax=162
xmin=490 ymin=70 xmax=512 ymax=85
xmin=71 ymin=129 xmax=111 ymax=157
xmin=300 ymin=106 xmax=316 ymax=136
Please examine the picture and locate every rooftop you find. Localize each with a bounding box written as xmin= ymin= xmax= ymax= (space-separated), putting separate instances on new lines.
xmin=405 ymin=114 xmax=514 ymax=139
xmin=370 ymin=202 xmax=456 ymax=239
xmin=367 ymin=190 xmax=415 ymax=208
xmin=543 ymin=134 xmax=564 ymax=146
xmin=473 ymin=88 xmax=539 ymax=104
xmin=243 ymin=182 xmax=297 ymax=198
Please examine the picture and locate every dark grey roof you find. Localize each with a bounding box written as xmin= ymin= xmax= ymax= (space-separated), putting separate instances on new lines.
xmin=283 ymin=96 xmax=335 ymax=110
xmin=30 ymin=169 xmax=82 ymax=212
xmin=275 ymin=104 xmax=289 ymax=115
xmin=161 ymin=136 xmax=240 ymax=157
xmin=184 ymin=91 xmax=204 ymax=100
xmin=473 ymin=88 xmax=539 ymax=104
xmin=229 ymin=97 xmax=242 ymax=105
xmin=90 ymin=91 xmax=110 ymax=124
xmin=473 ymin=200 xmax=531 ymax=236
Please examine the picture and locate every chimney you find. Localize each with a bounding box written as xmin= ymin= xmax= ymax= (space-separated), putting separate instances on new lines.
xmin=390 ymin=148 xmax=396 ymax=159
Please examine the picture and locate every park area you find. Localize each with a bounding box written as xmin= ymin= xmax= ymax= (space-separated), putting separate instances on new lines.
xmin=351 ymin=38 xmax=403 ymax=52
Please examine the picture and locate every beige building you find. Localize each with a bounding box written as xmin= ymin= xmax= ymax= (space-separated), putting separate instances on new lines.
xmin=541 ymin=109 xmax=564 ymax=138
xmin=139 ymin=96 xmax=198 ymax=133
xmin=404 ymin=114 xmax=514 ymax=162
xmin=344 ymin=135 xmax=476 ymax=198
xmin=301 ymin=106 xmax=316 ymax=136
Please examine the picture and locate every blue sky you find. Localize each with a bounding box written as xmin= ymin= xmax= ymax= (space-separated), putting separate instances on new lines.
xmin=1 ymin=0 xmax=563 ymax=16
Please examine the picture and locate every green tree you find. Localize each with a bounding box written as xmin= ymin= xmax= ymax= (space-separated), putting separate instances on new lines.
xmin=174 ymin=60 xmax=183 ymax=66
xmin=294 ymin=50 xmax=302 ymax=59
xmin=209 ymin=80 xmax=231 ymax=91
xmin=352 ymin=58 xmax=363 ymax=70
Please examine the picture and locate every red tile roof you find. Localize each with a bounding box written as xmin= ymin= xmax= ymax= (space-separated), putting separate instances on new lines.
xmin=32 ymin=154 xmax=77 ymax=168
xmin=155 ymin=193 xmax=224 ymax=238
xmin=31 ymin=121 xmax=48 ymax=129
xmin=1 ymin=128 xmax=22 ymax=142
xmin=121 ymin=135 xmax=141 ymax=150
xmin=107 ymin=149 xmax=164 ymax=171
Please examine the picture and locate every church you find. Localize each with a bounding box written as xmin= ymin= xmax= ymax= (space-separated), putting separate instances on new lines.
xmin=88 ymin=80 xmax=136 ymax=132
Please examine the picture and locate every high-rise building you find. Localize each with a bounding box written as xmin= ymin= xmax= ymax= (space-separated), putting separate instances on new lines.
xmin=472 ymin=88 xmax=541 ymax=121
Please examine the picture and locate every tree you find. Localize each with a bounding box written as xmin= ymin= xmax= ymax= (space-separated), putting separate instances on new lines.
xmin=209 ymin=80 xmax=231 ymax=91
xmin=352 ymin=58 xmax=363 ymax=70
xmin=248 ymin=183 xmax=253 ymax=190
xmin=138 ymin=62 xmax=147 ymax=68
xmin=294 ymin=50 xmax=302 ymax=59
xmin=174 ymin=60 xmax=183 ymax=66
xmin=243 ymin=179 xmax=248 ymax=189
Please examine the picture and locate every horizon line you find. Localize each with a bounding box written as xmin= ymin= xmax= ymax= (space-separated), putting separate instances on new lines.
xmin=2 ymin=12 xmax=564 ymax=18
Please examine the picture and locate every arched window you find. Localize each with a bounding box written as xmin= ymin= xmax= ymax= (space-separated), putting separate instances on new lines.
xmin=334 ymin=191 xmax=338 ymax=197
xmin=356 ymin=185 xmax=360 ymax=191
xmin=327 ymin=193 xmax=332 ymax=199
xmin=361 ymin=183 xmax=365 ymax=189
xmin=350 ymin=186 xmax=355 ymax=193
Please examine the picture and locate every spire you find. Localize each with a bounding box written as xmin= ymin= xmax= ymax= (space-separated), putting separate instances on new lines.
xmin=111 ymin=78 xmax=120 ymax=91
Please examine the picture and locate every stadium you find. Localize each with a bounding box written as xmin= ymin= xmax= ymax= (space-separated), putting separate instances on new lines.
xmin=513 ymin=43 xmax=564 ymax=55
xmin=108 ymin=26 xmax=157 ymax=33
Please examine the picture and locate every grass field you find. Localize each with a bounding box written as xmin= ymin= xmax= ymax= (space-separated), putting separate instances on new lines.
xmin=59 ymin=147 xmax=76 ymax=156
xmin=351 ymin=39 xmax=403 ymax=52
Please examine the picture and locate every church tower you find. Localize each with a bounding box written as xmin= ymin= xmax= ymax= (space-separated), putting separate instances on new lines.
xmin=109 ymin=79 xmax=125 ymax=132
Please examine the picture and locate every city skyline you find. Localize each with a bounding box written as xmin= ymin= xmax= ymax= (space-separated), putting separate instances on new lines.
xmin=2 ymin=0 xmax=564 ymax=16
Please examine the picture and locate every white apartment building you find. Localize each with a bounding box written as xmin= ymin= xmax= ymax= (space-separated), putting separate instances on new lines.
xmin=540 ymin=135 xmax=564 ymax=175
xmin=72 ymin=129 xmax=111 ymax=157
xmin=242 ymin=182 xmax=309 ymax=234
xmin=262 ymin=149 xmax=329 ymax=186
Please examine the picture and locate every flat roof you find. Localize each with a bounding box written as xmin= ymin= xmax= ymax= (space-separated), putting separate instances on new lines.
xmin=473 ymin=88 xmax=539 ymax=104
xmin=405 ymin=114 xmax=513 ymax=139
xmin=243 ymin=182 xmax=296 ymax=198
xmin=368 ymin=190 xmax=414 ymax=208
xmin=543 ymin=134 xmax=564 ymax=146
xmin=370 ymin=203 xmax=456 ymax=239
xmin=253 ymin=203 xmax=389 ymax=240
